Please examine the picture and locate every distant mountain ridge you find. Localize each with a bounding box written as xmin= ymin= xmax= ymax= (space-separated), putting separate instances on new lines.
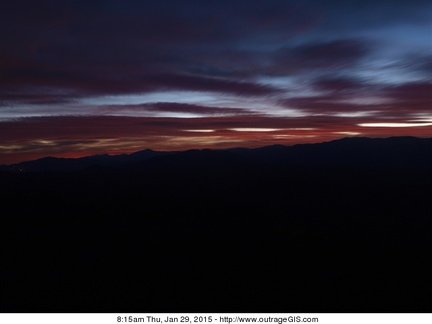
xmin=0 ymin=149 xmax=172 ymax=172
xmin=1 ymin=136 xmax=432 ymax=313
xmin=1 ymin=136 xmax=431 ymax=172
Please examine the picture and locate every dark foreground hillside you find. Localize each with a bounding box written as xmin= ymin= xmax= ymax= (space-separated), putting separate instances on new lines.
xmin=1 ymin=139 xmax=432 ymax=312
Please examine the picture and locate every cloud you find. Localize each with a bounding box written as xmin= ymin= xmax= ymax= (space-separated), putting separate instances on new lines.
xmin=282 ymin=95 xmax=381 ymax=115
xmin=375 ymin=82 xmax=432 ymax=119
xmin=267 ymin=39 xmax=370 ymax=75
xmin=384 ymin=82 xmax=432 ymax=103
xmin=0 ymin=73 xmax=281 ymax=110
xmin=102 ymin=102 xmax=256 ymax=117
xmin=292 ymin=39 xmax=369 ymax=66
xmin=311 ymin=76 xmax=367 ymax=93
xmin=0 ymin=0 xmax=431 ymax=163
xmin=0 ymin=92 xmax=76 ymax=106
xmin=358 ymin=122 xmax=432 ymax=127
xmin=283 ymin=78 xmax=432 ymax=121
xmin=138 ymin=75 xmax=281 ymax=96
xmin=0 ymin=113 xmax=390 ymax=144
xmin=1 ymin=112 xmax=430 ymax=164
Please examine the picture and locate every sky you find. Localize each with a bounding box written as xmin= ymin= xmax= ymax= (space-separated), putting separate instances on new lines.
xmin=1 ymin=0 xmax=431 ymax=164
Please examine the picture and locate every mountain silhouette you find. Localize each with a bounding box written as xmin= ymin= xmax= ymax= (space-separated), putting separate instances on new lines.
xmin=1 ymin=136 xmax=431 ymax=172
xmin=232 ymin=136 xmax=432 ymax=167
xmin=1 ymin=136 xmax=431 ymax=313
xmin=0 ymin=148 xmax=168 ymax=172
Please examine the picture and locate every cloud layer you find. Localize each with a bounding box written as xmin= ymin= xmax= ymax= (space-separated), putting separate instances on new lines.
xmin=1 ymin=0 xmax=431 ymax=163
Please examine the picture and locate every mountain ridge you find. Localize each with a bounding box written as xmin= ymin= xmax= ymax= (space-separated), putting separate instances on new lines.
xmin=1 ymin=136 xmax=431 ymax=172
xmin=1 ymin=135 xmax=432 ymax=312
